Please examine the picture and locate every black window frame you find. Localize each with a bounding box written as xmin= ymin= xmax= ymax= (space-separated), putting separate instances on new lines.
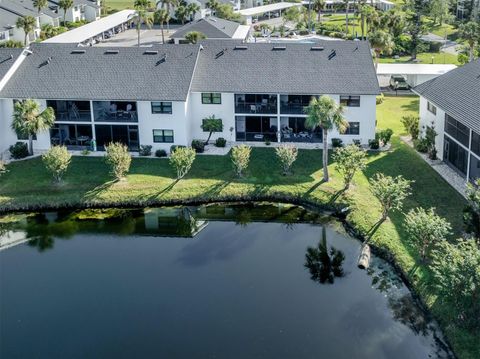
xmin=151 ymin=101 xmax=173 ymax=114
xmin=339 ymin=96 xmax=360 ymax=107
xmin=344 ymin=122 xmax=360 ymax=135
xmin=201 ymin=93 xmax=222 ymax=105
xmin=445 ymin=114 xmax=469 ymax=147
xmin=153 ymin=129 xmax=174 ymax=143
xmin=471 ymin=130 xmax=480 ymax=157
xmin=427 ymin=101 xmax=437 ymax=115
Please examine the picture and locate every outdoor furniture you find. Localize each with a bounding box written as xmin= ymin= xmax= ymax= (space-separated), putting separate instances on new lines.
xmin=253 ymin=134 xmax=264 ymax=140
xmin=77 ymin=136 xmax=90 ymax=146
xmin=250 ymin=105 xmax=256 ymax=113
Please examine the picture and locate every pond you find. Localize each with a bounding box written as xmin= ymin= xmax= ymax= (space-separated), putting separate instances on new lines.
xmin=0 ymin=203 xmax=453 ymax=359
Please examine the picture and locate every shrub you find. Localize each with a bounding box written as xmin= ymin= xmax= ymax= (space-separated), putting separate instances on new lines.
xmin=331 ymin=138 xmax=343 ymax=148
xmin=368 ymin=139 xmax=380 ymax=150
xmin=265 ymin=139 xmax=271 ymax=146
xmin=401 ymin=115 xmax=420 ymax=140
xmin=200 ymin=115 xmax=223 ymax=144
xmin=105 ymin=142 xmax=131 ymax=180
xmin=352 ymin=139 xmax=362 ymax=147
xmin=191 ymin=140 xmax=205 ymax=153
xmin=9 ymin=142 xmax=29 ymax=159
xmin=155 ymin=149 xmax=167 ymax=157
xmin=369 ymin=173 xmax=412 ymax=222
xmin=215 ymin=137 xmax=226 ymax=147
xmin=275 ymin=144 xmax=298 ymax=175
xmin=377 ymin=129 xmax=393 ymax=146
xmin=139 ymin=145 xmax=152 ymax=156
xmin=42 ymin=146 xmax=72 ymax=183
xmin=332 ymin=145 xmax=367 ymax=190
xmin=376 ymin=93 xmax=385 ymax=104
xmin=170 ymin=147 xmax=196 ymax=179
xmin=81 ymin=149 xmax=90 ymax=156
xmin=231 ymin=145 xmax=251 ymax=177
xmin=414 ymin=138 xmax=429 ymax=153
xmin=0 ymin=160 xmax=7 ymax=176
xmin=170 ymin=145 xmax=186 ymax=154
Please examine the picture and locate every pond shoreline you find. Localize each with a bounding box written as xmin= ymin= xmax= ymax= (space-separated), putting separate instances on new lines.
xmin=0 ymin=196 xmax=456 ymax=357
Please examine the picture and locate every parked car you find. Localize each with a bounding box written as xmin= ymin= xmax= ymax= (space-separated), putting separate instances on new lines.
xmin=389 ymin=75 xmax=409 ymax=90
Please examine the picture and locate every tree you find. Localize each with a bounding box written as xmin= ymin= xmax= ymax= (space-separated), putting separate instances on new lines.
xmin=357 ymin=0 xmax=368 ymax=38
xmin=283 ymin=6 xmax=300 ymax=26
xmin=342 ymin=0 xmax=349 ymax=35
xmin=184 ymin=30 xmax=206 ymax=43
xmin=170 ymin=146 xmax=196 ymax=179
xmin=215 ymin=3 xmax=241 ymax=21
xmin=275 ymin=144 xmax=298 ymax=175
xmin=135 ymin=0 xmax=152 ymax=9
xmin=369 ymin=30 xmax=394 ymax=68
xmin=332 ymin=144 xmax=367 ymax=190
xmin=129 ymin=8 xmax=153 ymax=47
xmin=200 ymin=115 xmax=222 ymax=144
xmin=429 ymin=0 xmax=450 ymax=26
xmin=405 ymin=0 xmax=427 ymax=59
xmin=404 ymin=207 xmax=451 ymax=261
xmin=156 ymin=0 xmax=178 ymax=30
xmin=312 ymin=0 xmax=325 ymax=22
xmin=186 ymin=2 xmax=200 ymax=21
xmin=400 ymin=115 xmax=419 ymax=140
xmin=175 ymin=5 xmax=188 ymax=24
xmin=463 ymin=179 xmax=480 ymax=240
xmin=305 ymin=95 xmax=348 ymax=182
xmin=369 ymin=173 xmax=412 ymax=222
xmin=42 ymin=146 xmax=72 ymax=183
xmin=205 ymin=0 xmax=220 ymax=12
xmin=16 ymin=16 xmax=36 ymax=46
xmin=105 ymin=142 xmax=132 ymax=180
xmin=154 ymin=8 xmax=170 ymax=43
xmin=11 ymin=99 xmax=55 ymax=155
xmin=58 ymin=0 xmax=73 ymax=25
xmin=431 ymin=239 xmax=480 ymax=330
xmin=458 ymin=21 xmax=480 ymax=62
xmin=364 ymin=5 xmax=379 ymax=34
xmin=33 ymin=0 xmax=48 ymax=13
xmin=0 ymin=160 xmax=7 ymax=177
xmin=231 ymin=145 xmax=251 ymax=177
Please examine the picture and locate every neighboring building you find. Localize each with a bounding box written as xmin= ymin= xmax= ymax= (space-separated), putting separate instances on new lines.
xmin=0 ymin=0 xmax=43 ymax=43
xmin=456 ymin=0 xmax=479 ymax=20
xmin=0 ymin=40 xmax=379 ymax=155
xmin=171 ymin=16 xmax=250 ymax=44
xmin=48 ymin=0 xmax=101 ymax=23
xmin=376 ymin=64 xmax=457 ymax=88
xmin=413 ymin=59 xmax=480 ymax=182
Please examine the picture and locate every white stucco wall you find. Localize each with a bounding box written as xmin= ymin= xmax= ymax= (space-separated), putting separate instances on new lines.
xmin=419 ymin=95 xmax=445 ymax=160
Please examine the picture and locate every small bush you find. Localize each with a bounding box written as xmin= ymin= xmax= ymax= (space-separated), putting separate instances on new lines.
xmin=170 ymin=145 xmax=185 ymax=154
xmin=265 ymin=139 xmax=271 ymax=146
xmin=170 ymin=147 xmax=196 ymax=179
xmin=215 ymin=137 xmax=226 ymax=147
xmin=155 ymin=149 xmax=167 ymax=157
xmin=352 ymin=139 xmax=362 ymax=147
xmin=81 ymin=149 xmax=90 ymax=156
xmin=0 ymin=160 xmax=7 ymax=176
xmin=275 ymin=144 xmax=298 ymax=175
xmin=231 ymin=145 xmax=251 ymax=177
xmin=376 ymin=94 xmax=385 ymax=104
xmin=331 ymin=138 xmax=343 ymax=148
xmin=368 ymin=139 xmax=380 ymax=150
xmin=139 ymin=145 xmax=152 ymax=156
xmin=191 ymin=140 xmax=205 ymax=153
xmin=9 ymin=142 xmax=29 ymax=159
xmin=105 ymin=142 xmax=132 ymax=180
xmin=414 ymin=138 xmax=429 ymax=153
xmin=42 ymin=146 xmax=72 ymax=183
xmin=401 ymin=115 xmax=420 ymax=140
xmin=377 ymin=129 xmax=393 ymax=146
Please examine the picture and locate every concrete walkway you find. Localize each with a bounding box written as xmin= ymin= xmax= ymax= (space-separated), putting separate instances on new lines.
xmin=421 ymin=32 xmax=459 ymax=55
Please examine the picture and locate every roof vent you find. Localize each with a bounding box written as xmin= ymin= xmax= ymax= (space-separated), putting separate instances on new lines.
xmin=105 ymin=50 xmax=119 ymax=54
xmin=310 ymin=46 xmax=324 ymax=51
xmin=215 ymin=49 xmax=227 ymax=59
xmin=144 ymin=50 xmax=158 ymax=55
xmin=328 ymin=49 xmax=336 ymax=60
xmin=71 ymin=49 xmax=86 ymax=54
xmin=234 ymin=45 xmax=248 ymax=50
xmin=272 ymin=46 xmax=286 ymax=50
xmin=155 ymin=54 xmax=167 ymax=66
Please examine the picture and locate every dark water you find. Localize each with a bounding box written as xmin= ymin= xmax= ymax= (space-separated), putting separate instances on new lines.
xmin=0 ymin=204 xmax=453 ymax=359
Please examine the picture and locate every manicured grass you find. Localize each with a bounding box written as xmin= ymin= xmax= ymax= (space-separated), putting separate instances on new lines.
xmin=378 ymin=51 xmax=460 ymax=65
xmin=106 ymin=0 xmax=134 ymax=11
xmin=0 ymin=97 xmax=477 ymax=358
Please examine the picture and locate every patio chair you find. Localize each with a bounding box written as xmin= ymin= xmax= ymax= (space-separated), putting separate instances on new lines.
xmin=250 ymin=105 xmax=256 ymax=113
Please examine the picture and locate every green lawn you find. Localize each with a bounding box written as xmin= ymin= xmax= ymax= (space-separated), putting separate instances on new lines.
xmin=105 ymin=0 xmax=134 ymax=11
xmin=378 ymin=51 xmax=460 ymax=65
xmin=0 ymin=97 xmax=478 ymax=358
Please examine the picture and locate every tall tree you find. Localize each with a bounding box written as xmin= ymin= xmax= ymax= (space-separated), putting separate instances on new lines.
xmin=175 ymin=5 xmax=188 ymax=24
xmin=305 ymin=96 xmax=348 ymax=182
xmin=156 ymin=0 xmax=178 ymax=30
xmin=185 ymin=30 xmax=206 ymax=44
xmin=312 ymin=0 xmax=325 ymax=22
xmin=369 ymin=30 xmax=394 ymax=68
xmin=205 ymin=0 xmax=220 ymax=12
xmin=357 ymin=0 xmax=368 ymax=38
xmin=33 ymin=0 xmax=48 ymax=13
xmin=129 ymin=8 xmax=153 ymax=47
xmin=186 ymin=3 xmax=200 ymax=21
xmin=364 ymin=5 xmax=379 ymax=34
xmin=16 ymin=16 xmax=36 ymax=46
xmin=58 ymin=0 xmax=73 ymax=25
xmin=342 ymin=0 xmax=349 ymax=35
xmin=11 ymin=99 xmax=55 ymax=155
xmin=154 ymin=8 xmax=170 ymax=43
xmin=405 ymin=0 xmax=427 ymax=59
xmin=459 ymin=21 xmax=480 ymax=62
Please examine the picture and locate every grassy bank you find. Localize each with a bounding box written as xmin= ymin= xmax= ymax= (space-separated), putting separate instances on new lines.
xmin=0 ymin=97 xmax=478 ymax=358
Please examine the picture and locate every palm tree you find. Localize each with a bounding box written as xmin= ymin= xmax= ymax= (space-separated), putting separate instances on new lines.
xmin=358 ymin=0 xmax=367 ymax=38
xmin=156 ymin=0 xmax=178 ymax=31
xmin=458 ymin=21 xmax=480 ymax=62
xmin=186 ymin=3 xmax=200 ymax=21
xmin=342 ymin=0 xmax=349 ymax=35
xmin=369 ymin=30 xmax=394 ymax=68
xmin=16 ymin=16 xmax=37 ymax=46
xmin=58 ymin=0 xmax=73 ymax=25
xmin=129 ymin=9 xmax=153 ymax=47
xmin=312 ymin=0 xmax=325 ymax=22
xmin=364 ymin=5 xmax=379 ymax=35
xmin=305 ymin=96 xmax=348 ymax=182
xmin=33 ymin=0 xmax=48 ymax=13
xmin=175 ymin=5 xmax=188 ymax=24
xmin=205 ymin=0 xmax=219 ymax=13
xmin=184 ymin=31 xmax=206 ymax=43
xmin=11 ymin=99 xmax=55 ymax=155
xmin=134 ymin=0 xmax=152 ymax=9
xmin=154 ymin=8 xmax=170 ymax=43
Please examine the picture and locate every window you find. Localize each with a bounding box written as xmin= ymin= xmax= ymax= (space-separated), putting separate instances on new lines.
xmin=340 ymin=96 xmax=360 ymax=107
xmin=344 ymin=122 xmax=360 ymax=135
xmin=153 ymin=129 xmax=174 ymax=143
xmin=472 ymin=131 xmax=480 ymax=157
xmin=427 ymin=102 xmax=437 ymax=115
xmin=151 ymin=102 xmax=172 ymax=114
xmin=202 ymin=93 xmax=221 ymax=104
xmin=445 ymin=114 xmax=469 ymax=147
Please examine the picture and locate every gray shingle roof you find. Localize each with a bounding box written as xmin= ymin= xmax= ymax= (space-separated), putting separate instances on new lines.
xmin=172 ymin=16 xmax=241 ymax=39
xmin=0 ymin=43 xmax=201 ymax=101
xmin=413 ymin=59 xmax=480 ymax=133
xmin=191 ymin=40 xmax=380 ymax=95
xmin=0 ymin=48 xmax=23 ymax=81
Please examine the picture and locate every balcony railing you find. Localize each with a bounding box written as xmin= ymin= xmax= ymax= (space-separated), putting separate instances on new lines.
xmin=94 ymin=110 xmax=138 ymax=123
xmin=54 ymin=110 xmax=92 ymax=122
xmin=280 ymin=103 xmax=308 ymax=115
xmin=235 ymin=103 xmax=277 ymax=114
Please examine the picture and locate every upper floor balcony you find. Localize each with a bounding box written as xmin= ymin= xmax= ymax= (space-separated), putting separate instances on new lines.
xmin=280 ymin=95 xmax=318 ymax=115
xmin=235 ymin=94 xmax=277 ymax=114
xmin=93 ymin=101 xmax=138 ymax=122
xmin=46 ymin=100 xmax=92 ymax=122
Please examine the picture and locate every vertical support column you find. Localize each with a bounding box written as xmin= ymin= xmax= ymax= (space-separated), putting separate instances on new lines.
xmin=89 ymin=100 xmax=97 ymax=151
xmin=277 ymin=94 xmax=281 ymax=143
xmin=466 ymin=128 xmax=472 ymax=183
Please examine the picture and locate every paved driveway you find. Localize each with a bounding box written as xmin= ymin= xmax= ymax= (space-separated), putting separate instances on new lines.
xmin=95 ymin=25 xmax=180 ymax=47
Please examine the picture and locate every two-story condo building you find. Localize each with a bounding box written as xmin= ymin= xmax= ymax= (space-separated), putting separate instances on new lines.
xmin=413 ymin=59 xmax=480 ymax=182
xmin=0 ymin=40 xmax=379 ymax=155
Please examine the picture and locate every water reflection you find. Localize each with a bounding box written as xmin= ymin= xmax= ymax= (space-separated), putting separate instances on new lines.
xmin=304 ymin=227 xmax=345 ymax=284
